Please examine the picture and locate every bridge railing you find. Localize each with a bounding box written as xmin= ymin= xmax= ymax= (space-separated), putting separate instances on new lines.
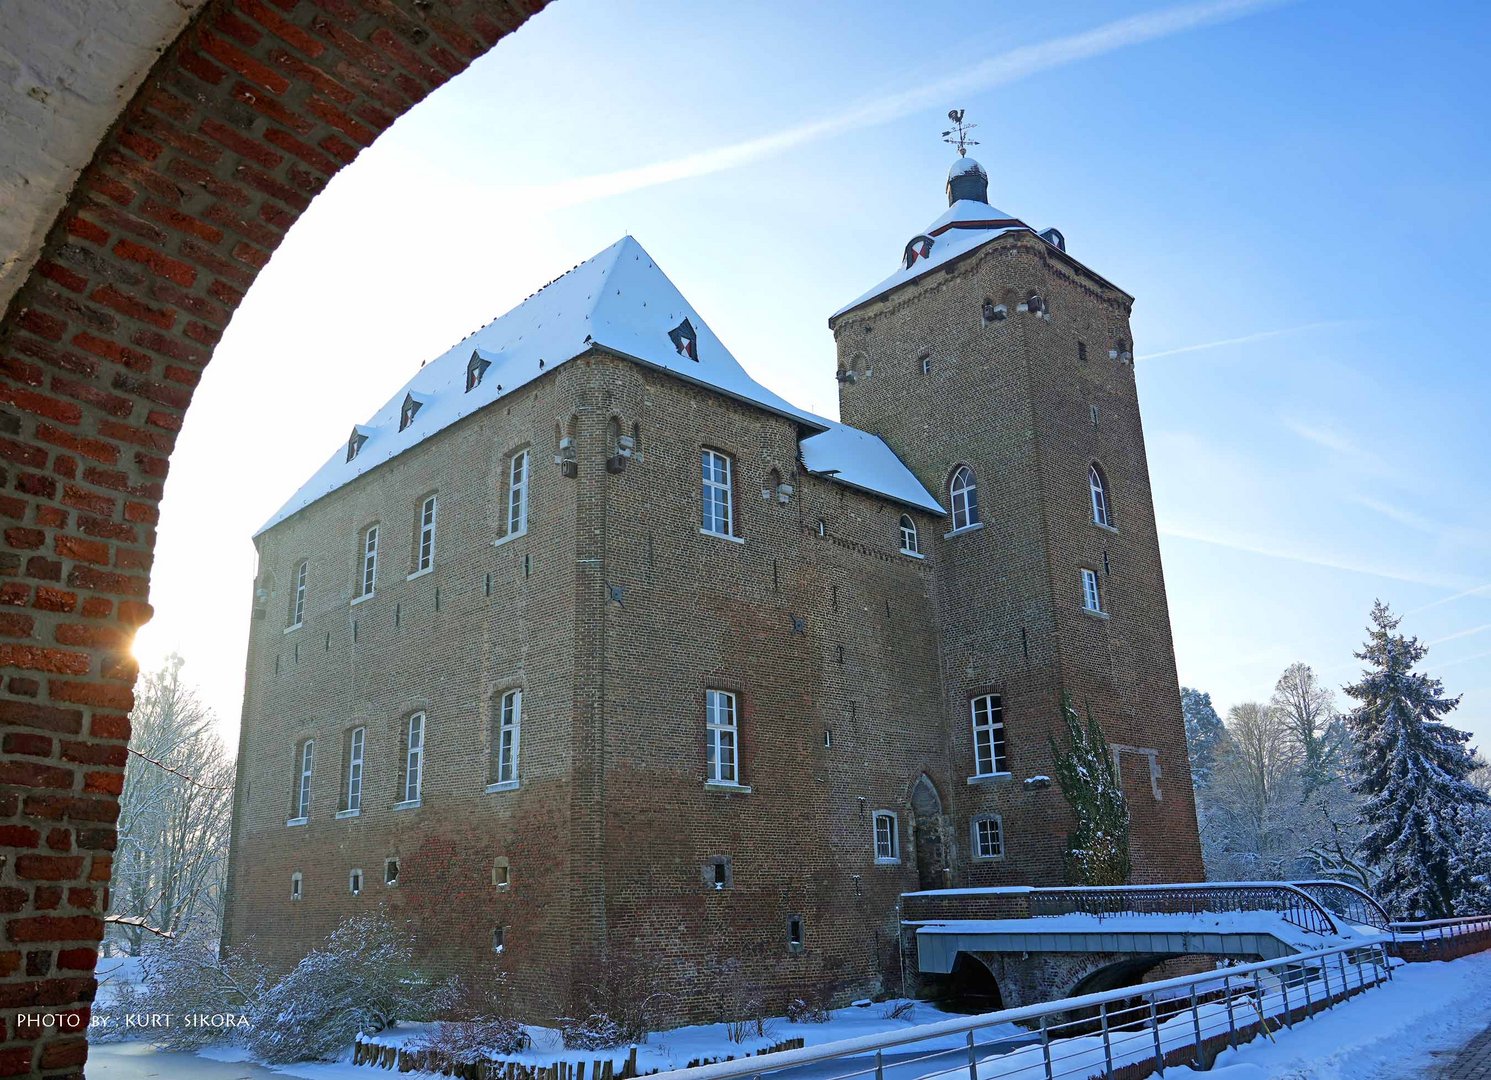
xmin=1023 ymin=882 xmax=1342 ymax=937
xmin=1289 ymin=880 xmax=1393 ymax=931
xmin=643 ymin=941 xmax=1392 ymax=1080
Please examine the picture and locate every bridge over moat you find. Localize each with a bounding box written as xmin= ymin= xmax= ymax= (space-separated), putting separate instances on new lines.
xmin=903 ymin=881 xmax=1393 ymax=1009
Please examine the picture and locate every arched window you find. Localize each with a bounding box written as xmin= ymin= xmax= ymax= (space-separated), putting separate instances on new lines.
xmin=1089 ymin=464 xmax=1113 ymax=528
xmin=899 ymin=514 xmax=919 ymax=555
xmin=949 ymin=466 xmax=979 ymax=532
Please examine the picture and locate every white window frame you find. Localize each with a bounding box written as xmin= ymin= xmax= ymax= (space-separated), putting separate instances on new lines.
xmin=1082 ymin=568 xmax=1105 ymax=614
xmin=400 ymin=712 xmax=424 ymax=806
xmin=701 ymin=449 xmax=734 ymax=538
xmin=290 ymin=739 xmax=313 ymax=823
xmin=343 ymin=726 xmax=364 ymax=816
xmin=899 ymin=514 xmax=920 ymax=556
xmin=949 ymin=466 xmax=979 ymax=532
xmin=288 ymin=559 xmax=306 ymax=629
xmin=873 ymin=810 xmax=900 ymax=864
xmin=971 ymin=695 xmax=1008 ymax=777
xmin=972 ymin=814 xmax=1005 ymax=860
xmin=290 ymin=872 xmax=302 ymax=900
xmin=356 ymin=525 xmax=378 ymax=601
xmin=414 ymin=495 xmax=436 ymax=574
xmin=705 ymin=689 xmax=739 ymax=785
xmin=491 ymin=690 xmax=521 ymax=789
xmin=507 ymin=449 xmax=530 ymax=538
xmin=1089 ymin=464 xmax=1113 ymax=528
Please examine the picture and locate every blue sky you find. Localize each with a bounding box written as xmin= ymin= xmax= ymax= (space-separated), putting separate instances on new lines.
xmin=135 ymin=0 xmax=1491 ymax=752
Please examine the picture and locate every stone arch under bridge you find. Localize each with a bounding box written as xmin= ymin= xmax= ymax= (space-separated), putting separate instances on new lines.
xmin=0 ymin=2 xmax=549 ymax=1073
xmin=937 ymin=950 xmax=1216 ymax=1013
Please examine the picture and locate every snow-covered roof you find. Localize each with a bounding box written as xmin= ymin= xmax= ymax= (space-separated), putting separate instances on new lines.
xmin=947 ymin=155 xmax=986 ymax=179
xmin=830 ymin=200 xmax=1031 ymax=322
xmin=258 ymin=236 xmax=941 ymax=534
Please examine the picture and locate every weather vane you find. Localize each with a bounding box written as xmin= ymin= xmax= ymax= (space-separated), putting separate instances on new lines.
xmin=941 ymin=109 xmax=979 ymax=157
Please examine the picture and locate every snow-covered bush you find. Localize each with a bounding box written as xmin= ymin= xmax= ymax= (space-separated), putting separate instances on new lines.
xmin=560 ymin=1011 xmax=627 ymax=1050
xmin=126 ymin=916 xmax=269 ymax=1050
xmin=412 ymin=967 xmax=530 ymax=1059
xmin=560 ymin=940 xmax=674 ymax=1048
xmin=878 ymin=1000 xmax=915 ymax=1022
xmin=785 ymin=996 xmax=831 ymax=1024
xmin=247 ymin=905 xmax=458 ymax=1063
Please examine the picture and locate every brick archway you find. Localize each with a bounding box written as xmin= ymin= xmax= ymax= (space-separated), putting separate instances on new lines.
xmin=0 ymin=2 xmax=548 ymax=1073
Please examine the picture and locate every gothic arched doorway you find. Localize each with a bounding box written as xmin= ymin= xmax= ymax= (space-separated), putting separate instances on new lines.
xmin=910 ymin=774 xmax=948 ymax=892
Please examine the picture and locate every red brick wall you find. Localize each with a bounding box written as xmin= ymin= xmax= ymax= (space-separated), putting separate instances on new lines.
xmin=0 ymin=3 xmax=546 ymax=1074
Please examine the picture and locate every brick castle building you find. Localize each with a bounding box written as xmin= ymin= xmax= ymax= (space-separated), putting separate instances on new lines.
xmin=224 ymin=150 xmax=1204 ymax=1024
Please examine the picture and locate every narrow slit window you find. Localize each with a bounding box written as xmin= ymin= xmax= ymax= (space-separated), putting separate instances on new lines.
xmin=292 ymin=739 xmax=314 ymax=820
xmin=345 ymin=726 xmax=364 ymax=814
xmin=349 ymin=868 xmax=363 ymax=895
xmin=507 ymin=450 xmax=530 ymax=537
xmin=384 ymin=857 xmax=399 ymax=886
xmin=493 ymin=690 xmax=521 ymax=786
xmin=290 ymin=872 xmax=302 ymax=901
xmin=417 ymin=495 xmax=436 ymax=572
xmin=402 ymin=712 xmax=424 ymax=804
xmin=359 ymin=525 xmax=379 ymax=598
xmin=290 ymin=560 xmax=307 ymax=628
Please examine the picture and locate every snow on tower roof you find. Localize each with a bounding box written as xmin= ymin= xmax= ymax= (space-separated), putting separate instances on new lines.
xmin=258 ymin=237 xmax=940 ymax=534
xmin=830 ymin=200 xmax=1032 ymax=323
xmin=947 ymin=155 xmax=987 ymax=179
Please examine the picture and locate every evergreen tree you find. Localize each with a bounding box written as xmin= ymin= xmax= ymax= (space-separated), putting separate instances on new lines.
xmin=1052 ymin=698 xmax=1131 ymax=886
xmin=1181 ymin=687 xmax=1227 ymax=791
xmin=1343 ymin=601 xmax=1488 ymax=918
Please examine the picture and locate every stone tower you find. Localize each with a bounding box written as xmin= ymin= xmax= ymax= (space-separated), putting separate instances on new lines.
xmin=828 ymin=153 xmax=1204 ymax=884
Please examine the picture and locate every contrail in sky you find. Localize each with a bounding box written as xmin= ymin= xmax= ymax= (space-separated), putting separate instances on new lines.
xmin=1137 ymin=320 xmax=1355 ymax=362
xmin=520 ymin=0 xmax=1290 ymax=208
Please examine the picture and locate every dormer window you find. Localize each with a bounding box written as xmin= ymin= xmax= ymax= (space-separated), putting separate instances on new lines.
xmin=903 ymin=234 xmax=934 ymax=270
xmin=346 ymin=427 xmax=369 ymax=463
xmin=399 ymin=393 xmax=424 ymax=432
xmin=467 ymin=351 xmax=491 ymax=392
xmin=668 ymin=318 xmax=699 ymax=361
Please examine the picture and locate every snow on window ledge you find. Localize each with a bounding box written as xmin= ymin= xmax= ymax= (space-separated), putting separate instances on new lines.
xmin=943 ymin=523 xmax=985 ymax=539
xmin=283 ymin=623 xmax=302 ymax=635
xmin=899 ymin=548 xmax=925 ymax=559
xmin=350 ymin=592 xmax=374 ymax=607
xmin=334 ymin=809 xmax=360 ymax=820
xmin=874 ymin=856 xmax=902 ymax=866
xmin=286 ymin=817 xmax=308 ymax=827
xmin=485 ymin=780 xmax=519 ymax=794
xmin=705 ymin=780 xmax=752 ymax=794
xmin=699 ymin=528 xmax=745 ymax=545
xmin=966 ymin=772 xmax=1013 ymax=786
xmin=393 ymin=798 xmax=421 ymax=811
xmin=494 ymin=528 xmax=528 ymax=548
xmin=406 ymin=566 xmax=434 ymax=581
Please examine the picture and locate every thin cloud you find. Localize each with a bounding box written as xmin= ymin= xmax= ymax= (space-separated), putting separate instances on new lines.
xmin=1433 ymin=646 xmax=1491 ymax=673
xmin=1429 ymin=624 xmax=1491 ymax=648
xmin=1137 ymin=320 xmax=1355 ymax=362
xmin=1411 ymin=583 xmax=1491 ymax=615
xmin=1157 ymin=522 xmax=1467 ymax=590
xmin=515 ymin=0 xmax=1290 ymax=208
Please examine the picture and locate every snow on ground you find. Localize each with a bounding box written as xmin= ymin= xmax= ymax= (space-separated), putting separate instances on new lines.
xmin=194 ymin=1000 xmax=984 ymax=1080
xmin=1184 ymin=951 xmax=1491 ymax=1079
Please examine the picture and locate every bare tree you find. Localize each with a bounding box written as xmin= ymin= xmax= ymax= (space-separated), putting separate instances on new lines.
xmin=1203 ymin=702 xmax=1305 ymax=879
xmin=1270 ymin=662 xmax=1345 ymax=791
xmin=107 ymin=655 xmax=235 ymax=955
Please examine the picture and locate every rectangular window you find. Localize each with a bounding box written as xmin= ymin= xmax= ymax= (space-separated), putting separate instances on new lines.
xmin=293 ymin=739 xmax=314 ymax=820
xmin=290 ymin=560 xmax=307 ymax=628
xmin=360 ymin=525 xmax=378 ymax=598
xmin=349 ymin=868 xmax=363 ymax=895
xmin=492 ymin=926 xmax=506 ymax=954
xmin=873 ymin=811 xmax=899 ymax=863
xmin=787 ymin=914 xmax=804 ymax=951
xmin=973 ymin=815 xmax=1005 ymax=860
xmin=705 ymin=689 xmax=738 ymax=785
xmin=1082 ymin=568 xmax=1104 ymax=613
xmin=971 ymin=695 xmax=1008 ymax=776
xmin=493 ymin=857 xmax=510 ymax=889
xmin=494 ymin=690 xmax=521 ymax=786
xmin=384 ymin=857 xmax=399 ymax=886
xmin=701 ymin=449 xmax=734 ymax=537
xmin=345 ymin=726 xmax=364 ymax=814
xmin=417 ymin=495 xmax=436 ymax=573
xmin=402 ymin=713 xmax=424 ymax=804
xmin=290 ymin=872 xmax=302 ymax=901
xmin=507 ymin=450 xmax=530 ymax=537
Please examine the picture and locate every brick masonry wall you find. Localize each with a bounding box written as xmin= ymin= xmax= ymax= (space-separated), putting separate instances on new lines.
xmin=832 ymin=229 xmax=1204 ymax=886
xmin=0 ymin=2 xmax=546 ymax=1075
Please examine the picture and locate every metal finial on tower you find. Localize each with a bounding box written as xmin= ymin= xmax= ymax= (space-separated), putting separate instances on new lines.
xmin=941 ymin=109 xmax=979 ymax=157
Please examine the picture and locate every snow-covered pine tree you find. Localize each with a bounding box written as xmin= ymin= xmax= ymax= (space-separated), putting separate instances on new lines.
xmin=1344 ymin=601 xmax=1489 ymax=918
xmin=1051 ymin=698 xmax=1131 ymax=886
xmin=1180 ymin=687 xmax=1228 ymax=792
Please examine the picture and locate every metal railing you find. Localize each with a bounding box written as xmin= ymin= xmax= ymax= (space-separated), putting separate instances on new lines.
xmin=645 ymin=942 xmax=1392 ymax=1080
xmin=1390 ymin=914 xmax=1491 ymax=943
xmin=1290 ymin=880 xmax=1393 ymax=931
xmin=1023 ymin=883 xmax=1342 ymax=937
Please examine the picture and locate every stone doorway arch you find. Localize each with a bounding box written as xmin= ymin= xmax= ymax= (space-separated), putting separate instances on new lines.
xmin=0 ymin=2 xmax=550 ymax=1072
xmin=910 ymin=773 xmax=948 ymax=892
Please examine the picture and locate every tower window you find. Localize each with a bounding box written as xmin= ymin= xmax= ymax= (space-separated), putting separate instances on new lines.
xmin=1090 ymin=404 xmax=1099 ymax=428
xmin=971 ymin=695 xmax=1008 ymax=776
xmin=492 ymin=689 xmax=521 ymax=787
xmin=787 ymin=915 xmax=805 ymax=952
xmin=493 ymin=857 xmax=511 ymax=890
xmin=1089 ymin=464 xmax=1114 ymax=528
xmin=358 ymin=525 xmax=378 ymax=599
xmin=384 ymin=857 xmax=399 ymax=886
xmin=506 ymin=449 xmax=530 ymax=538
xmin=401 ymin=712 xmax=424 ymax=805
xmin=343 ymin=726 xmax=364 ymax=814
xmin=1082 ymin=568 xmax=1105 ymax=614
xmin=706 ymin=689 xmax=739 ymax=785
xmin=416 ymin=495 xmax=437 ymax=573
xmin=873 ymin=811 xmax=900 ymax=863
xmin=290 ymin=872 xmax=302 ymax=901
xmin=349 ymin=868 xmax=363 ymax=896
xmin=289 ymin=559 xmax=307 ymax=628
xmin=899 ymin=515 xmax=920 ymax=556
xmin=492 ymin=927 xmax=506 ymax=954
xmin=701 ymin=449 xmax=735 ymax=537
xmin=972 ymin=814 xmax=1005 ymax=860
xmin=704 ymin=855 xmax=733 ymax=889
xmin=949 ymin=466 xmax=980 ymax=532
xmin=1078 ymin=341 xmax=1088 ymax=363
xmin=291 ymin=739 xmax=313 ymax=822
